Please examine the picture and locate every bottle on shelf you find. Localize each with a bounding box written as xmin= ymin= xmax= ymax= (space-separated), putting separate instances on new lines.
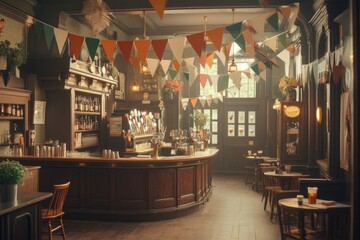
xmin=0 ymin=104 xmax=4 ymax=116
xmin=11 ymin=104 xmax=16 ymax=116
xmin=6 ymin=104 xmax=12 ymax=116
xmin=16 ymin=105 xmax=21 ymax=117
xmin=74 ymin=95 xmax=78 ymax=111
xmin=20 ymin=105 xmax=24 ymax=117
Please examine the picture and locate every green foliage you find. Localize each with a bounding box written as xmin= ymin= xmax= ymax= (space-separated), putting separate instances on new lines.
xmin=191 ymin=110 xmax=209 ymax=129
xmin=0 ymin=40 xmax=25 ymax=72
xmin=0 ymin=160 xmax=26 ymax=184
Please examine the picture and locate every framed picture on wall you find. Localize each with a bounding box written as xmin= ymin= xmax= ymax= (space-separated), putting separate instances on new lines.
xmin=115 ymin=73 xmax=126 ymax=100
xmin=109 ymin=116 xmax=123 ymax=136
xmin=33 ymin=101 xmax=46 ymax=124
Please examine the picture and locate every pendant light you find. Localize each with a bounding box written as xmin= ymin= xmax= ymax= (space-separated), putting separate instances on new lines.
xmin=141 ymin=11 xmax=149 ymax=74
xmin=202 ymin=16 xmax=208 ymax=53
xmin=228 ymin=9 xmax=238 ymax=73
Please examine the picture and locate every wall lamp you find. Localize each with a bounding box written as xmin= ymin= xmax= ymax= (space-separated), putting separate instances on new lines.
xmin=316 ymin=106 xmax=322 ymax=124
xmin=0 ymin=18 xmax=5 ymax=36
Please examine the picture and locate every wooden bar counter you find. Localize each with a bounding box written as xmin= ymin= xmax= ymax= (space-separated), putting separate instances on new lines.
xmin=0 ymin=149 xmax=218 ymax=221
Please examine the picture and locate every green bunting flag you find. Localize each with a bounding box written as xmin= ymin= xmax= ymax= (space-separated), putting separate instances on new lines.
xmin=278 ymin=33 xmax=287 ymax=48
xmin=34 ymin=21 xmax=43 ymax=40
xmin=168 ymin=68 xmax=178 ymax=79
xmin=267 ymin=13 xmax=279 ymax=31
xmin=43 ymin=24 xmax=54 ymax=50
xmin=234 ymin=34 xmax=246 ymax=50
xmin=218 ymin=75 xmax=229 ymax=92
xmin=225 ymin=22 xmax=243 ymax=40
xmin=85 ymin=37 xmax=100 ymax=61
xmin=183 ymin=72 xmax=190 ymax=81
xmin=251 ymin=64 xmax=260 ymax=75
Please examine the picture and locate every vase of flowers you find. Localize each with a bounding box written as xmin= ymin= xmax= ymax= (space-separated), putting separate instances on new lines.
xmin=278 ymin=75 xmax=298 ymax=101
xmin=162 ymin=80 xmax=182 ymax=100
xmin=0 ymin=40 xmax=25 ymax=82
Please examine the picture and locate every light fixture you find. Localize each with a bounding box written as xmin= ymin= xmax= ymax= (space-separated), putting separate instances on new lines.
xmin=202 ymin=16 xmax=209 ymax=53
xmin=228 ymin=9 xmax=238 ymax=73
xmin=131 ymin=83 xmax=140 ymax=92
xmin=0 ymin=18 xmax=5 ymax=36
xmin=272 ymin=99 xmax=281 ymax=111
xmin=316 ymin=106 xmax=322 ymax=123
xmin=140 ymin=11 xmax=150 ymax=74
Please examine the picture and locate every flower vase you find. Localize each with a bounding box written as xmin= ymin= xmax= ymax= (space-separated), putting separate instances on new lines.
xmin=164 ymin=91 xmax=174 ymax=100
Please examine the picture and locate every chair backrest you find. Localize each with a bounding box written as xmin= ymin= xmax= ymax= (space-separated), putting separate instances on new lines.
xmin=260 ymin=166 xmax=279 ymax=187
xmin=298 ymin=178 xmax=346 ymax=202
xmin=44 ymin=181 xmax=71 ymax=217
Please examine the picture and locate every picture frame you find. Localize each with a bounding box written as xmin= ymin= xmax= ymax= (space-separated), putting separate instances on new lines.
xmin=109 ymin=116 xmax=123 ymax=137
xmin=33 ymin=101 xmax=46 ymax=124
xmin=115 ymin=73 xmax=126 ymax=100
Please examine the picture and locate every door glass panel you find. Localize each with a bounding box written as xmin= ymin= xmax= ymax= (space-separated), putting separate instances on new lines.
xmin=286 ymin=122 xmax=299 ymax=156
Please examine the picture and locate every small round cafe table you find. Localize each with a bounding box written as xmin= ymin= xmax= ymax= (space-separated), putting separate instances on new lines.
xmin=245 ymin=155 xmax=270 ymax=191
xmin=263 ymin=171 xmax=306 ymax=190
xmin=278 ymin=198 xmax=350 ymax=240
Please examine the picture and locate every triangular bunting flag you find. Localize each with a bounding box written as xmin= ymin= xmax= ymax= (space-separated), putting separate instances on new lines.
xmin=149 ymin=0 xmax=166 ymax=20
xmin=279 ymin=6 xmax=291 ymax=19
xmin=186 ymin=32 xmax=205 ymax=57
xmin=246 ymin=44 xmax=255 ymax=57
xmin=206 ymin=53 xmax=214 ymax=68
xmin=181 ymin=98 xmax=189 ymax=110
xmin=217 ymin=92 xmax=224 ymax=102
xmin=199 ymin=74 xmax=209 ymax=88
xmin=312 ymin=60 xmax=319 ymax=85
xmin=251 ymin=64 xmax=260 ymax=75
xmin=34 ymin=21 xmax=43 ymax=40
xmin=117 ymin=40 xmax=133 ymax=63
xmin=172 ymin=59 xmax=180 ymax=72
xmin=215 ymin=49 xmax=226 ymax=66
xmin=242 ymin=28 xmax=254 ymax=44
xmin=147 ymin=58 xmax=159 ymax=77
xmin=206 ymin=95 xmax=212 ymax=107
xmin=212 ymin=96 xmax=219 ymax=104
xmin=160 ymin=59 xmax=171 ymax=74
xmin=210 ymin=75 xmax=219 ymax=87
xmin=168 ymin=36 xmax=186 ymax=61
xmin=183 ymin=72 xmax=189 ymax=81
xmin=206 ymin=27 xmax=224 ymax=52
xmin=184 ymin=57 xmax=195 ymax=66
xmin=199 ymin=97 xmax=206 ymax=108
xmin=243 ymin=69 xmax=251 ymax=79
xmin=247 ymin=11 xmax=273 ymax=36
xmin=130 ymin=56 xmax=141 ymax=70
xmin=225 ymin=22 xmax=243 ymax=40
xmin=260 ymin=69 xmax=267 ymax=81
xmin=198 ymin=54 xmax=207 ymax=68
xmin=168 ymin=68 xmax=178 ymax=79
xmin=234 ymin=34 xmax=246 ymax=50
xmin=218 ymin=75 xmax=229 ymax=91
xmin=265 ymin=36 xmax=278 ymax=52
xmin=134 ymin=39 xmax=151 ymax=63
xmin=224 ymin=43 xmax=232 ymax=60
xmin=151 ymin=39 xmax=167 ymax=61
xmin=101 ymin=39 xmax=116 ymax=63
xmin=43 ymin=24 xmax=54 ymax=50
xmin=85 ymin=37 xmax=100 ymax=61
xmin=230 ymin=71 xmax=242 ymax=89
xmin=278 ymin=33 xmax=287 ymax=48
xmin=277 ymin=49 xmax=290 ymax=76
xmin=258 ymin=61 xmax=266 ymax=71
xmin=53 ymin=28 xmax=68 ymax=56
xmin=267 ymin=13 xmax=279 ymax=31
xmin=190 ymin=98 xmax=198 ymax=108
xmin=68 ymin=33 xmax=84 ymax=59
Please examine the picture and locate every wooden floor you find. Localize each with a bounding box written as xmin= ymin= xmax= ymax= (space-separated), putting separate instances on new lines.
xmin=53 ymin=173 xmax=280 ymax=240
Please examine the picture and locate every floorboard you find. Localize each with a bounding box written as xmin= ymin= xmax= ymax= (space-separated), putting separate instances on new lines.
xmin=45 ymin=173 xmax=281 ymax=240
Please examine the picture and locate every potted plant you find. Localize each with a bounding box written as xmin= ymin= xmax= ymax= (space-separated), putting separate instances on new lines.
xmin=0 ymin=159 xmax=26 ymax=203
xmin=191 ymin=110 xmax=209 ymax=130
xmin=0 ymin=40 xmax=25 ymax=81
xmin=162 ymin=79 xmax=182 ymax=99
xmin=277 ymin=75 xmax=298 ymax=101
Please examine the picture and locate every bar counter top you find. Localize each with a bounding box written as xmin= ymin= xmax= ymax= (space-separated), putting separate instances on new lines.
xmin=0 ymin=149 xmax=218 ymax=221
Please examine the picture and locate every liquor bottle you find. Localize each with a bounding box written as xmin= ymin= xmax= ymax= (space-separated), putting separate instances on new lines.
xmin=94 ymin=116 xmax=99 ymax=130
xmin=20 ymin=105 xmax=24 ymax=117
xmin=74 ymin=95 xmax=78 ymax=111
xmin=6 ymin=104 xmax=12 ymax=116
xmin=94 ymin=98 xmax=99 ymax=112
xmin=84 ymin=97 xmax=89 ymax=112
xmin=0 ymin=104 xmax=4 ymax=116
xmin=89 ymin=98 xmax=94 ymax=112
xmin=11 ymin=104 xmax=16 ymax=116
xmin=79 ymin=96 xmax=84 ymax=111
xmin=16 ymin=105 xmax=21 ymax=117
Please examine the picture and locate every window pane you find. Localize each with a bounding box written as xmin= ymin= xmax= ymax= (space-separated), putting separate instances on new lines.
xmin=200 ymin=59 xmax=218 ymax=96
xmin=227 ymin=59 xmax=256 ymax=98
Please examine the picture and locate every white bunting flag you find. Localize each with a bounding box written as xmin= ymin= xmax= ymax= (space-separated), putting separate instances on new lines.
xmin=229 ymin=71 xmax=242 ymax=89
xmin=160 ymin=59 xmax=171 ymax=74
xmin=54 ymin=28 xmax=68 ymax=55
xmin=147 ymin=58 xmax=159 ymax=77
xmin=181 ymin=98 xmax=189 ymax=110
xmin=210 ymin=75 xmax=219 ymax=87
xmin=168 ymin=36 xmax=186 ymax=62
xmin=277 ymin=49 xmax=290 ymax=76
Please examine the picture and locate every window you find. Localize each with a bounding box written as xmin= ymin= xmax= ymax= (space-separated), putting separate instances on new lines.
xmin=199 ymin=59 xmax=218 ymax=96
xmin=227 ymin=59 xmax=256 ymax=98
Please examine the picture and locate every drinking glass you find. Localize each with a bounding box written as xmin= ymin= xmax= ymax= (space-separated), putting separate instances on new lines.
xmin=307 ymin=187 xmax=318 ymax=204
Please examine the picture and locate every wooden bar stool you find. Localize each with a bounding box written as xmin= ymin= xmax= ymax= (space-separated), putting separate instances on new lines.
xmin=42 ymin=181 xmax=71 ymax=240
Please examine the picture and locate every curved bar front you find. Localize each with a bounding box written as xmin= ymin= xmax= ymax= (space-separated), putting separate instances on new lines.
xmin=1 ymin=149 xmax=218 ymax=221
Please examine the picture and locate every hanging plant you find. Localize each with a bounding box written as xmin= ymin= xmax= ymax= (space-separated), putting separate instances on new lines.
xmin=0 ymin=40 xmax=25 ymax=72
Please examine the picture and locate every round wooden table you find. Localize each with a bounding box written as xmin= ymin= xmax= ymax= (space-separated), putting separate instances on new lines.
xmin=264 ymin=171 xmax=306 ymax=190
xmin=245 ymin=156 xmax=271 ymax=191
xmin=278 ymin=198 xmax=350 ymax=240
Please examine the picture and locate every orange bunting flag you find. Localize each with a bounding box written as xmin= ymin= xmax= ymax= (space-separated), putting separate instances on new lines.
xmin=101 ymin=39 xmax=116 ymax=63
xmin=130 ymin=56 xmax=141 ymax=70
xmin=68 ymin=33 xmax=84 ymax=59
xmin=198 ymin=54 xmax=207 ymax=68
xmin=242 ymin=28 xmax=254 ymax=44
xmin=258 ymin=61 xmax=266 ymax=71
xmin=206 ymin=27 xmax=224 ymax=52
xmin=117 ymin=40 xmax=133 ymax=63
xmin=186 ymin=32 xmax=205 ymax=57
xmin=206 ymin=53 xmax=214 ymax=68
xmin=134 ymin=39 xmax=151 ymax=63
xmin=199 ymin=74 xmax=209 ymax=88
xmin=246 ymin=44 xmax=255 ymax=57
xmin=149 ymin=0 xmax=167 ymax=20
xmin=190 ymin=98 xmax=198 ymax=108
xmin=172 ymin=59 xmax=181 ymax=72
xmin=151 ymin=39 xmax=168 ymax=61
xmin=287 ymin=44 xmax=296 ymax=54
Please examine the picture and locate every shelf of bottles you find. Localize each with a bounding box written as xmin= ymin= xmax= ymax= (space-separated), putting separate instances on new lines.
xmin=0 ymin=103 xmax=25 ymax=120
xmin=124 ymin=109 xmax=158 ymax=152
xmin=74 ymin=92 xmax=102 ymax=150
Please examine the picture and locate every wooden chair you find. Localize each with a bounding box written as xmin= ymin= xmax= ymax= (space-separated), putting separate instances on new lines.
xmin=42 ymin=181 xmax=71 ymax=240
xmin=260 ymin=166 xmax=281 ymax=211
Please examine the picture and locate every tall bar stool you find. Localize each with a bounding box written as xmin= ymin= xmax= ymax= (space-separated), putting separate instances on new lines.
xmin=42 ymin=181 xmax=71 ymax=240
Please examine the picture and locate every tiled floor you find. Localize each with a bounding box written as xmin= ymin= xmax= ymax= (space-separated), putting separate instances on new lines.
xmin=59 ymin=173 xmax=280 ymax=240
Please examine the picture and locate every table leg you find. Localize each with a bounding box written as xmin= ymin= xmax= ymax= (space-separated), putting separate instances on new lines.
xmin=298 ymin=211 xmax=306 ymax=240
